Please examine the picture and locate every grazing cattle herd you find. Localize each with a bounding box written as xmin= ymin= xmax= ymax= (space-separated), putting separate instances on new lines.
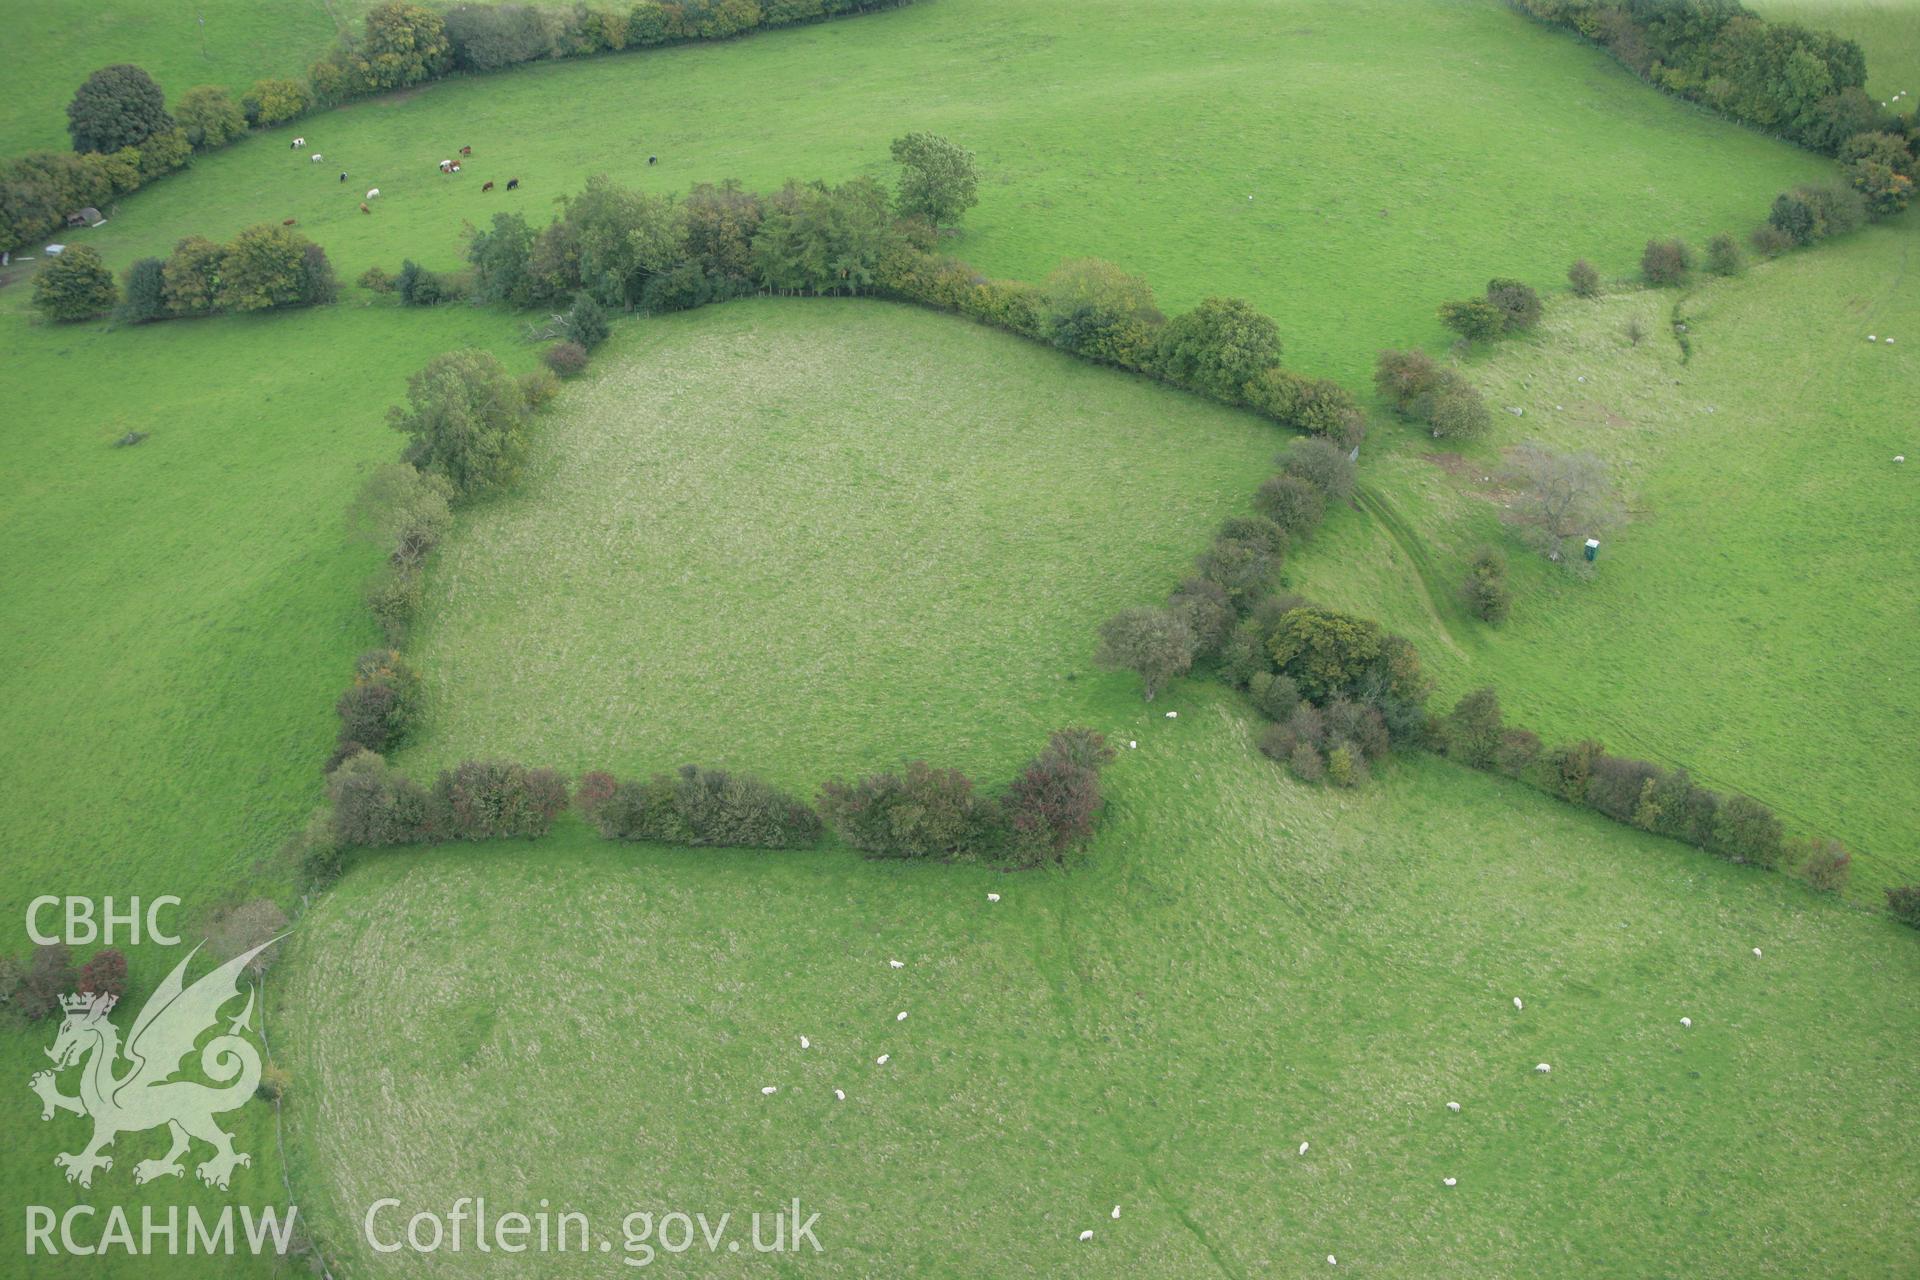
xmin=290 ymin=139 xmax=565 ymax=217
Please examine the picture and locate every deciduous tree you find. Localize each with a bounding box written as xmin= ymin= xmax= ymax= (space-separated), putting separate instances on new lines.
xmin=67 ymin=64 xmax=172 ymax=154
xmin=889 ymin=131 xmax=979 ymax=233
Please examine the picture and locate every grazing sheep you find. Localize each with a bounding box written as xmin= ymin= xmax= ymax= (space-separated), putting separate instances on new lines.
xmin=987 ymin=893 xmax=1000 ymax=903
xmin=888 ymin=959 xmax=904 ymax=969
xmin=359 ymin=202 xmax=371 ymax=214
xmin=1078 ymin=1231 xmax=1094 ymax=1243
xmin=1128 ymin=740 xmax=1137 ymax=749
xmin=833 ymin=1088 xmax=845 ymax=1101
xmin=1443 ymin=1177 xmax=1457 ymax=1187
xmin=1298 ymin=1141 xmax=1309 ymax=1156
xmin=1752 ymin=947 xmax=1762 ymax=957
xmin=1513 ymin=997 xmax=1523 ymax=1011
xmin=311 ymin=153 xmax=323 ymax=162
xmin=291 ymin=137 xmax=306 ymax=149
xmin=1869 ymin=334 xmax=1878 ymax=341
xmin=876 ymin=1054 xmax=890 ymax=1065
xmin=1111 ymin=1206 xmax=1121 ymax=1220
xmin=799 ymin=1035 xmax=810 ymax=1049
xmin=896 ymin=1011 xmax=908 ymax=1022
xmin=1446 ymin=1101 xmax=1461 ymax=1113
xmin=367 ymin=188 xmax=380 ymax=199
xmin=1165 ymin=711 xmax=1178 ymax=719
xmin=1680 ymin=1017 xmax=1692 ymax=1028
xmin=483 ymin=180 xmax=495 ymax=191
xmin=506 ymin=177 xmax=520 ymax=190
xmin=1535 ymin=1063 xmax=1551 ymax=1073
xmin=760 ymin=1086 xmax=776 ymax=1095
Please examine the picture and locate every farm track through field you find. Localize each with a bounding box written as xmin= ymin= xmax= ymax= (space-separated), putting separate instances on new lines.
xmin=1351 ymin=482 xmax=1470 ymax=659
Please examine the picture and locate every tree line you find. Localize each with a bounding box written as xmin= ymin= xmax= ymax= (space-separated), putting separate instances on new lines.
xmin=1508 ymin=0 xmax=1913 ymax=155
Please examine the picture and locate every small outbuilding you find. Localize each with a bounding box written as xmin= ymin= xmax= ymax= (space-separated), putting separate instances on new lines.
xmin=65 ymin=208 xmax=105 ymax=228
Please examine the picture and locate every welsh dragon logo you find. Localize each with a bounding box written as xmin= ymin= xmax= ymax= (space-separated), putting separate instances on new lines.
xmin=29 ymin=940 xmax=275 ymax=1191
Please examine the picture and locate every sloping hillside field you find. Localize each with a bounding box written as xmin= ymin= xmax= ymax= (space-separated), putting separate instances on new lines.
xmin=1 ymin=0 xmax=1916 ymax=1277
xmin=281 ymin=696 xmax=1920 ymax=1278
xmin=399 ymin=300 xmax=1278 ymax=783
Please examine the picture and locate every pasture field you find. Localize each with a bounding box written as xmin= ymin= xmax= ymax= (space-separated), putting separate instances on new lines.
xmin=280 ymin=697 xmax=1920 ymax=1279
xmin=1285 ymin=218 xmax=1920 ymax=894
xmin=0 ymin=298 xmax=538 ymax=1275
xmin=400 ymin=298 xmax=1280 ymax=784
xmin=41 ymin=0 xmax=1831 ymax=384
xmin=1 ymin=0 xmax=1916 ymax=1275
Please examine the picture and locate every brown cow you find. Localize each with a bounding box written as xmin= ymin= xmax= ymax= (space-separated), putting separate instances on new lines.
xmin=482 ymin=181 xmax=495 ymax=192
xmin=282 ymin=218 xmax=296 ymax=226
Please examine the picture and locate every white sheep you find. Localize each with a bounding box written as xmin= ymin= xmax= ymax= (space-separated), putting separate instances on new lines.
xmin=1128 ymin=740 xmax=1138 ymax=749
xmin=1079 ymin=1230 xmax=1094 ymax=1243
xmin=896 ymin=1011 xmax=909 ymax=1021
xmin=1752 ymin=948 xmax=1763 ymax=958
xmin=1535 ymin=1063 xmax=1552 ymax=1074
xmin=799 ymin=1035 xmax=810 ymax=1049
xmin=1443 ymin=1177 xmax=1457 ymax=1187
xmin=310 ymin=153 xmax=323 ymax=162
xmin=876 ymin=1054 xmax=890 ymax=1065
xmin=1513 ymin=997 xmax=1524 ymax=1011
xmin=761 ymin=1086 xmax=777 ymax=1095
xmin=1680 ymin=1017 xmax=1692 ymax=1028
xmin=1165 ymin=711 xmax=1178 ymax=719
xmin=833 ymin=1088 xmax=845 ymax=1101
xmin=1869 ymin=334 xmax=1878 ymax=341
xmin=889 ymin=959 xmax=904 ymax=969
xmin=1111 ymin=1206 xmax=1121 ymax=1220
xmin=1328 ymin=1257 xmax=1337 ymax=1267
xmin=1446 ymin=1101 xmax=1461 ymax=1113
xmin=1298 ymin=1141 xmax=1309 ymax=1156
xmin=366 ymin=188 xmax=380 ymax=199
xmin=292 ymin=136 xmax=306 ymax=148
xmin=987 ymin=892 xmax=1001 ymax=903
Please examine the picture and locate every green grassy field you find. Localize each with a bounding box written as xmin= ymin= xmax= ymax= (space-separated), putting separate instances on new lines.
xmin=42 ymin=0 xmax=1830 ymax=386
xmin=0 ymin=299 xmax=539 ymax=1274
xmin=2 ymin=0 xmax=1917 ymax=1275
xmin=280 ymin=697 xmax=1920 ymax=1278
xmin=1757 ymin=0 xmax=1920 ymax=94
xmin=401 ymin=298 xmax=1280 ymax=785
xmin=1 ymin=0 xmax=355 ymax=157
xmin=1284 ymin=218 xmax=1920 ymax=895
